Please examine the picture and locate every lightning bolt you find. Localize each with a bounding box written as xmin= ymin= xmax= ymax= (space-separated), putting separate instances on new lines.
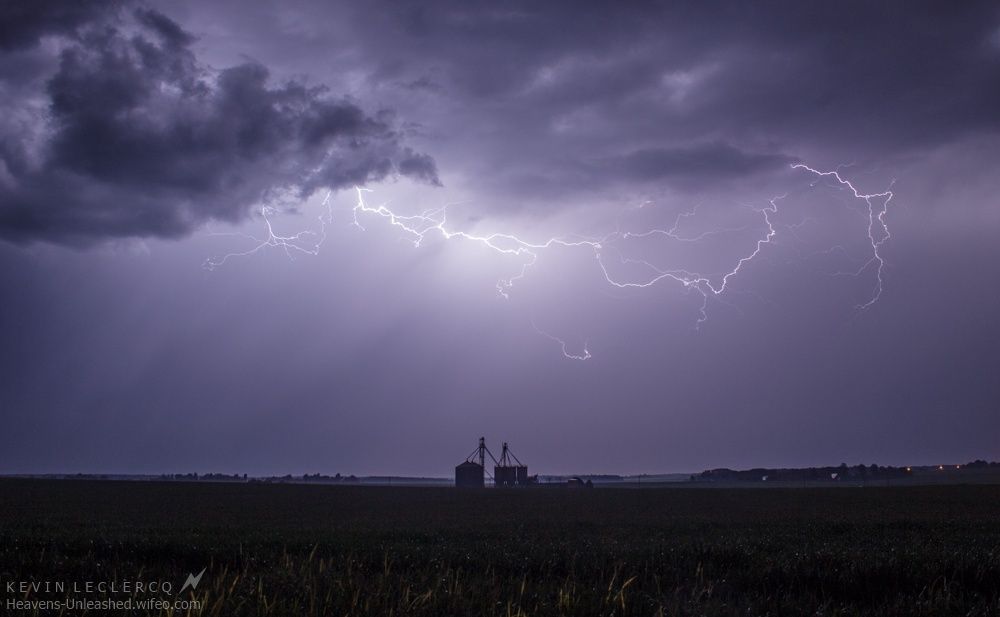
xmin=531 ymin=320 xmax=591 ymax=361
xmin=202 ymin=191 xmax=335 ymax=270
xmin=790 ymin=164 xmax=894 ymax=309
xmin=205 ymin=164 xmax=894 ymax=359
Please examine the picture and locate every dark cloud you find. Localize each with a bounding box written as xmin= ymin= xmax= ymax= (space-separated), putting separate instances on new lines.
xmin=604 ymin=143 xmax=795 ymax=184
xmin=317 ymin=0 xmax=1000 ymax=197
xmin=0 ymin=3 xmax=439 ymax=245
xmin=0 ymin=0 xmax=110 ymax=51
xmin=133 ymin=7 xmax=194 ymax=48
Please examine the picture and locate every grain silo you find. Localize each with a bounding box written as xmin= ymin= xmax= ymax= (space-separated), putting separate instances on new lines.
xmin=455 ymin=437 xmax=487 ymax=488
xmin=494 ymin=442 xmax=529 ymax=487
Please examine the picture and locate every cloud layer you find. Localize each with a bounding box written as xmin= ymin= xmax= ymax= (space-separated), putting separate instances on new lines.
xmin=217 ymin=0 xmax=997 ymax=216
xmin=0 ymin=2 xmax=438 ymax=245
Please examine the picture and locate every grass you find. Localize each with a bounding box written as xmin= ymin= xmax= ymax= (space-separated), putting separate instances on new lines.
xmin=1 ymin=479 xmax=1000 ymax=615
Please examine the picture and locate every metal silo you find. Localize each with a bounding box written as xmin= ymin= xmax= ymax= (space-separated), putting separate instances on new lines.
xmin=455 ymin=437 xmax=487 ymax=488
xmin=495 ymin=442 xmax=529 ymax=487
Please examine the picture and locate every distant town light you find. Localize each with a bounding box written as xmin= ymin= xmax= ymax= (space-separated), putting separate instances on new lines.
xmin=938 ymin=465 xmax=944 ymax=470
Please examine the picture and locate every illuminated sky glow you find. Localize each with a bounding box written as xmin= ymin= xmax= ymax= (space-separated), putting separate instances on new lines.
xmin=1 ymin=1 xmax=999 ymax=475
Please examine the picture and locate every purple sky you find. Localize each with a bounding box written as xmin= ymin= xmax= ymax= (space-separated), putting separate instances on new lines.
xmin=2 ymin=1 xmax=999 ymax=476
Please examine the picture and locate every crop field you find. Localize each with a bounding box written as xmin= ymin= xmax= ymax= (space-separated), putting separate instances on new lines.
xmin=1 ymin=479 xmax=1000 ymax=616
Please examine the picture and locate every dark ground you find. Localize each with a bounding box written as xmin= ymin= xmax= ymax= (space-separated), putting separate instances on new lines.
xmin=1 ymin=479 xmax=999 ymax=616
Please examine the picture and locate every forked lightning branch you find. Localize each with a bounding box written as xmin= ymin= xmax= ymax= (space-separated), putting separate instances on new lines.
xmin=205 ymin=164 xmax=894 ymax=359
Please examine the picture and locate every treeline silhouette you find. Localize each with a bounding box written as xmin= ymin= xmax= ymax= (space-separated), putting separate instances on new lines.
xmin=695 ymin=460 xmax=1000 ymax=483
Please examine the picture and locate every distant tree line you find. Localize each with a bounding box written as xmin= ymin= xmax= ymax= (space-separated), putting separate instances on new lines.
xmin=292 ymin=473 xmax=359 ymax=483
xmin=695 ymin=460 xmax=1000 ymax=482
xmin=157 ymin=472 xmax=359 ymax=483
xmin=963 ymin=460 xmax=1000 ymax=468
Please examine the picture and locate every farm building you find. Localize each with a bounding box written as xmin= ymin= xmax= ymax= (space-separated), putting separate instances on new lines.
xmin=494 ymin=442 xmax=530 ymax=487
xmin=455 ymin=437 xmax=487 ymax=488
xmin=455 ymin=460 xmax=484 ymax=488
xmin=456 ymin=437 xmax=533 ymax=487
xmin=565 ymin=477 xmax=594 ymax=489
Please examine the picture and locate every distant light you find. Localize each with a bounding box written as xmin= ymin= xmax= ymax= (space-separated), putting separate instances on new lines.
xmin=906 ymin=467 xmax=911 ymax=472
xmin=938 ymin=465 xmax=944 ymax=470
xmin=956 ymin=465 xmax=961 ymax=469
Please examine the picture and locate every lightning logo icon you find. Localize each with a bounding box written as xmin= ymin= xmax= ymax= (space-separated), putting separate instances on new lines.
xmin=179 ymin=568 xmax=206 ymax=594
xmin=205 ymin=164 xmax=894 ymax=360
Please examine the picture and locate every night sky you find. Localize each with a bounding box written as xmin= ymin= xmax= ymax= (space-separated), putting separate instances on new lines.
xmin=2 ymin=1 xmax=999 ymax=476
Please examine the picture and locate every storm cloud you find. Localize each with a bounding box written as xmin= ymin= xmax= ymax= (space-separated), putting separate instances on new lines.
xmin=605 ymin=144 xmax=795 ymax=183
xmin=219 ymin=0 xmax=999 ymax=211
xmin=0 ymin=2 xmax=438 ymax=245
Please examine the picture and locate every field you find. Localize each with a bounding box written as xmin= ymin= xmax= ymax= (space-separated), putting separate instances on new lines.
xmin=2 ymin=480 xmax=1000 ymax=616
